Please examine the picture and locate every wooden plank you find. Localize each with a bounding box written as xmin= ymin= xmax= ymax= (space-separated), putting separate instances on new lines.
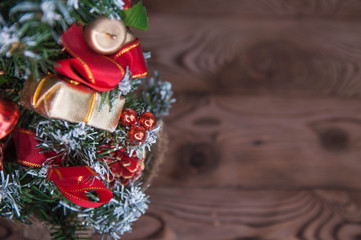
xmin=0 ymin=219 xmax=30 ymax=240
xmin=153 ymin=93 xmax=361 ymax=189
xmin=121 ymin=1 xmax=361 ymax=239
xmin=125 ymin=188 xmax=361 ymax=240
xmin=143 ymin=0 xmax=361 ymax=18
xmin=136 ymin=17 xmax=361 ymax=96
xmin=103 ymin=1 xmax=361 ymax=239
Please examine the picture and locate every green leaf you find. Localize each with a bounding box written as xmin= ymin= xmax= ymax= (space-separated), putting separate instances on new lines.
xmin=120 ymin=1 xmax=148 ymax=31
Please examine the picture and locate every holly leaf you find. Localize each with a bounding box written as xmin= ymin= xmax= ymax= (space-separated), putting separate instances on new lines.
xmin=120 ymin=1 xmax=148 ymax=31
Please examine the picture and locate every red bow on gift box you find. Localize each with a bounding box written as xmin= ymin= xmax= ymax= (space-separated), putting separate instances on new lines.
xmin=54 ymin=24 xmax=148 ymax=92
xmin=12 ymin=128 xmax=113 ymax=208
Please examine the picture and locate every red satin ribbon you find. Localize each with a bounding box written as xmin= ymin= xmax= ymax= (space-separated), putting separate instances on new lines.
xmin=12 ymin=128 xmax=113 ymax=208
xmin=47 ymin=166 xmax=113 ymax=208
xmin=12 ymin=128 xmax=62 ymax=167
xmin=54 ymin=24 xmax=148 ymax=92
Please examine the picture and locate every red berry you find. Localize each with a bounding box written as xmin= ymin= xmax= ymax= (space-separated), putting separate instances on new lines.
xmin=127 ymin=125 xmax=147 ymax=144
xmin=139 ymin=112 xmax=157 ymax=131
xmin=120 ymin=108 xmax=138 ymax=127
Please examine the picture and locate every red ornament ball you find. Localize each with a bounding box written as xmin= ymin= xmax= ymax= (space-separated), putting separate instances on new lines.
xmin=120 ymin=108 xmax=138 ymax=127
xmin=139 ymin=112 xmax=157 ymax=131
xmin=127 ymin=125 xmax=147 ymax=144
xmin=0 ymin=95 xmax=19 ymax=139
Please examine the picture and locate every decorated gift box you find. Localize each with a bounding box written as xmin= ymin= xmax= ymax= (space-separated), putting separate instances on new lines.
xmin=0 ymin=1 xmax=174 ymax=239
xmin=20 ymin=74 xmax=126 ymax=132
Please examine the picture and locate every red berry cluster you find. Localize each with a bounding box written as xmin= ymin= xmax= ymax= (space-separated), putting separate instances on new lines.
xmin=120 ymin=109 xmax=157 ymax=144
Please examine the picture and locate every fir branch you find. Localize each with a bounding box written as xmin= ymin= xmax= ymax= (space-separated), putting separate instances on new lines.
xmin=78 ymin=183 xmax=149 ymax=240
xmin=141 ymin=72 xmax=176 ymax=118
xmin=0 ymin=2 xmax=167 ymax=239
xmin=34 ymin=119 xmax=104 ymax=166
xmin=0 ymin=170 xmax=23 ymax=219
xmin=100 ymin=67 xmax=142 ymax=111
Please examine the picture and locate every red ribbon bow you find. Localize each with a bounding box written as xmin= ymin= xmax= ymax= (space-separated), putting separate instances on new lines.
xmin=12 ymin=128 xmax=113 ymax=208
xmin=54 ymin=24 xmax=148 ymax=92
xmin=47 ymin=166 xmax=113 ymax=208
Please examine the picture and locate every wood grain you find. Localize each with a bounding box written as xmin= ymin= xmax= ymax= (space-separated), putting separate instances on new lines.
xmin=0 ymin=219 xmax=29 ymax=240
xmin=127 ymin=188 xmax=361 ymax=240
xmin=4 ymin=0 xmax=361 ymax=239
xmin=108 ymin=0 xmax=361 ymax=239
xmin=153 ymin=93 xmax=361 ymax=189
xmin=143 ymin=0 xmax=361 ymax=18
xmin=136 ymin=17 xmax=361 ymax=96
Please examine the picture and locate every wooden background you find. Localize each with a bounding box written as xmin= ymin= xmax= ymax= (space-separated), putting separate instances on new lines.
xmin=3 ymin=0 xmax=361 ymax=239
xmin=124 ymin=0 xmax=361 ymax=239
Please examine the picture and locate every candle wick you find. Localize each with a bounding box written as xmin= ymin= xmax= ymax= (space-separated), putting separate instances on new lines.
xmin=105 ymin=33 xmax=117 ymax=40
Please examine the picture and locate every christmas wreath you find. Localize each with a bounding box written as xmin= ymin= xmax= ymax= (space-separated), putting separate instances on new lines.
xmin=0 ymin=0 xmax=174 ymax=239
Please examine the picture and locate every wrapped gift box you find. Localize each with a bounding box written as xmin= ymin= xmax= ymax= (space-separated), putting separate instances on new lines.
xmin=20 ymin=75 xmax=125 ymax=132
